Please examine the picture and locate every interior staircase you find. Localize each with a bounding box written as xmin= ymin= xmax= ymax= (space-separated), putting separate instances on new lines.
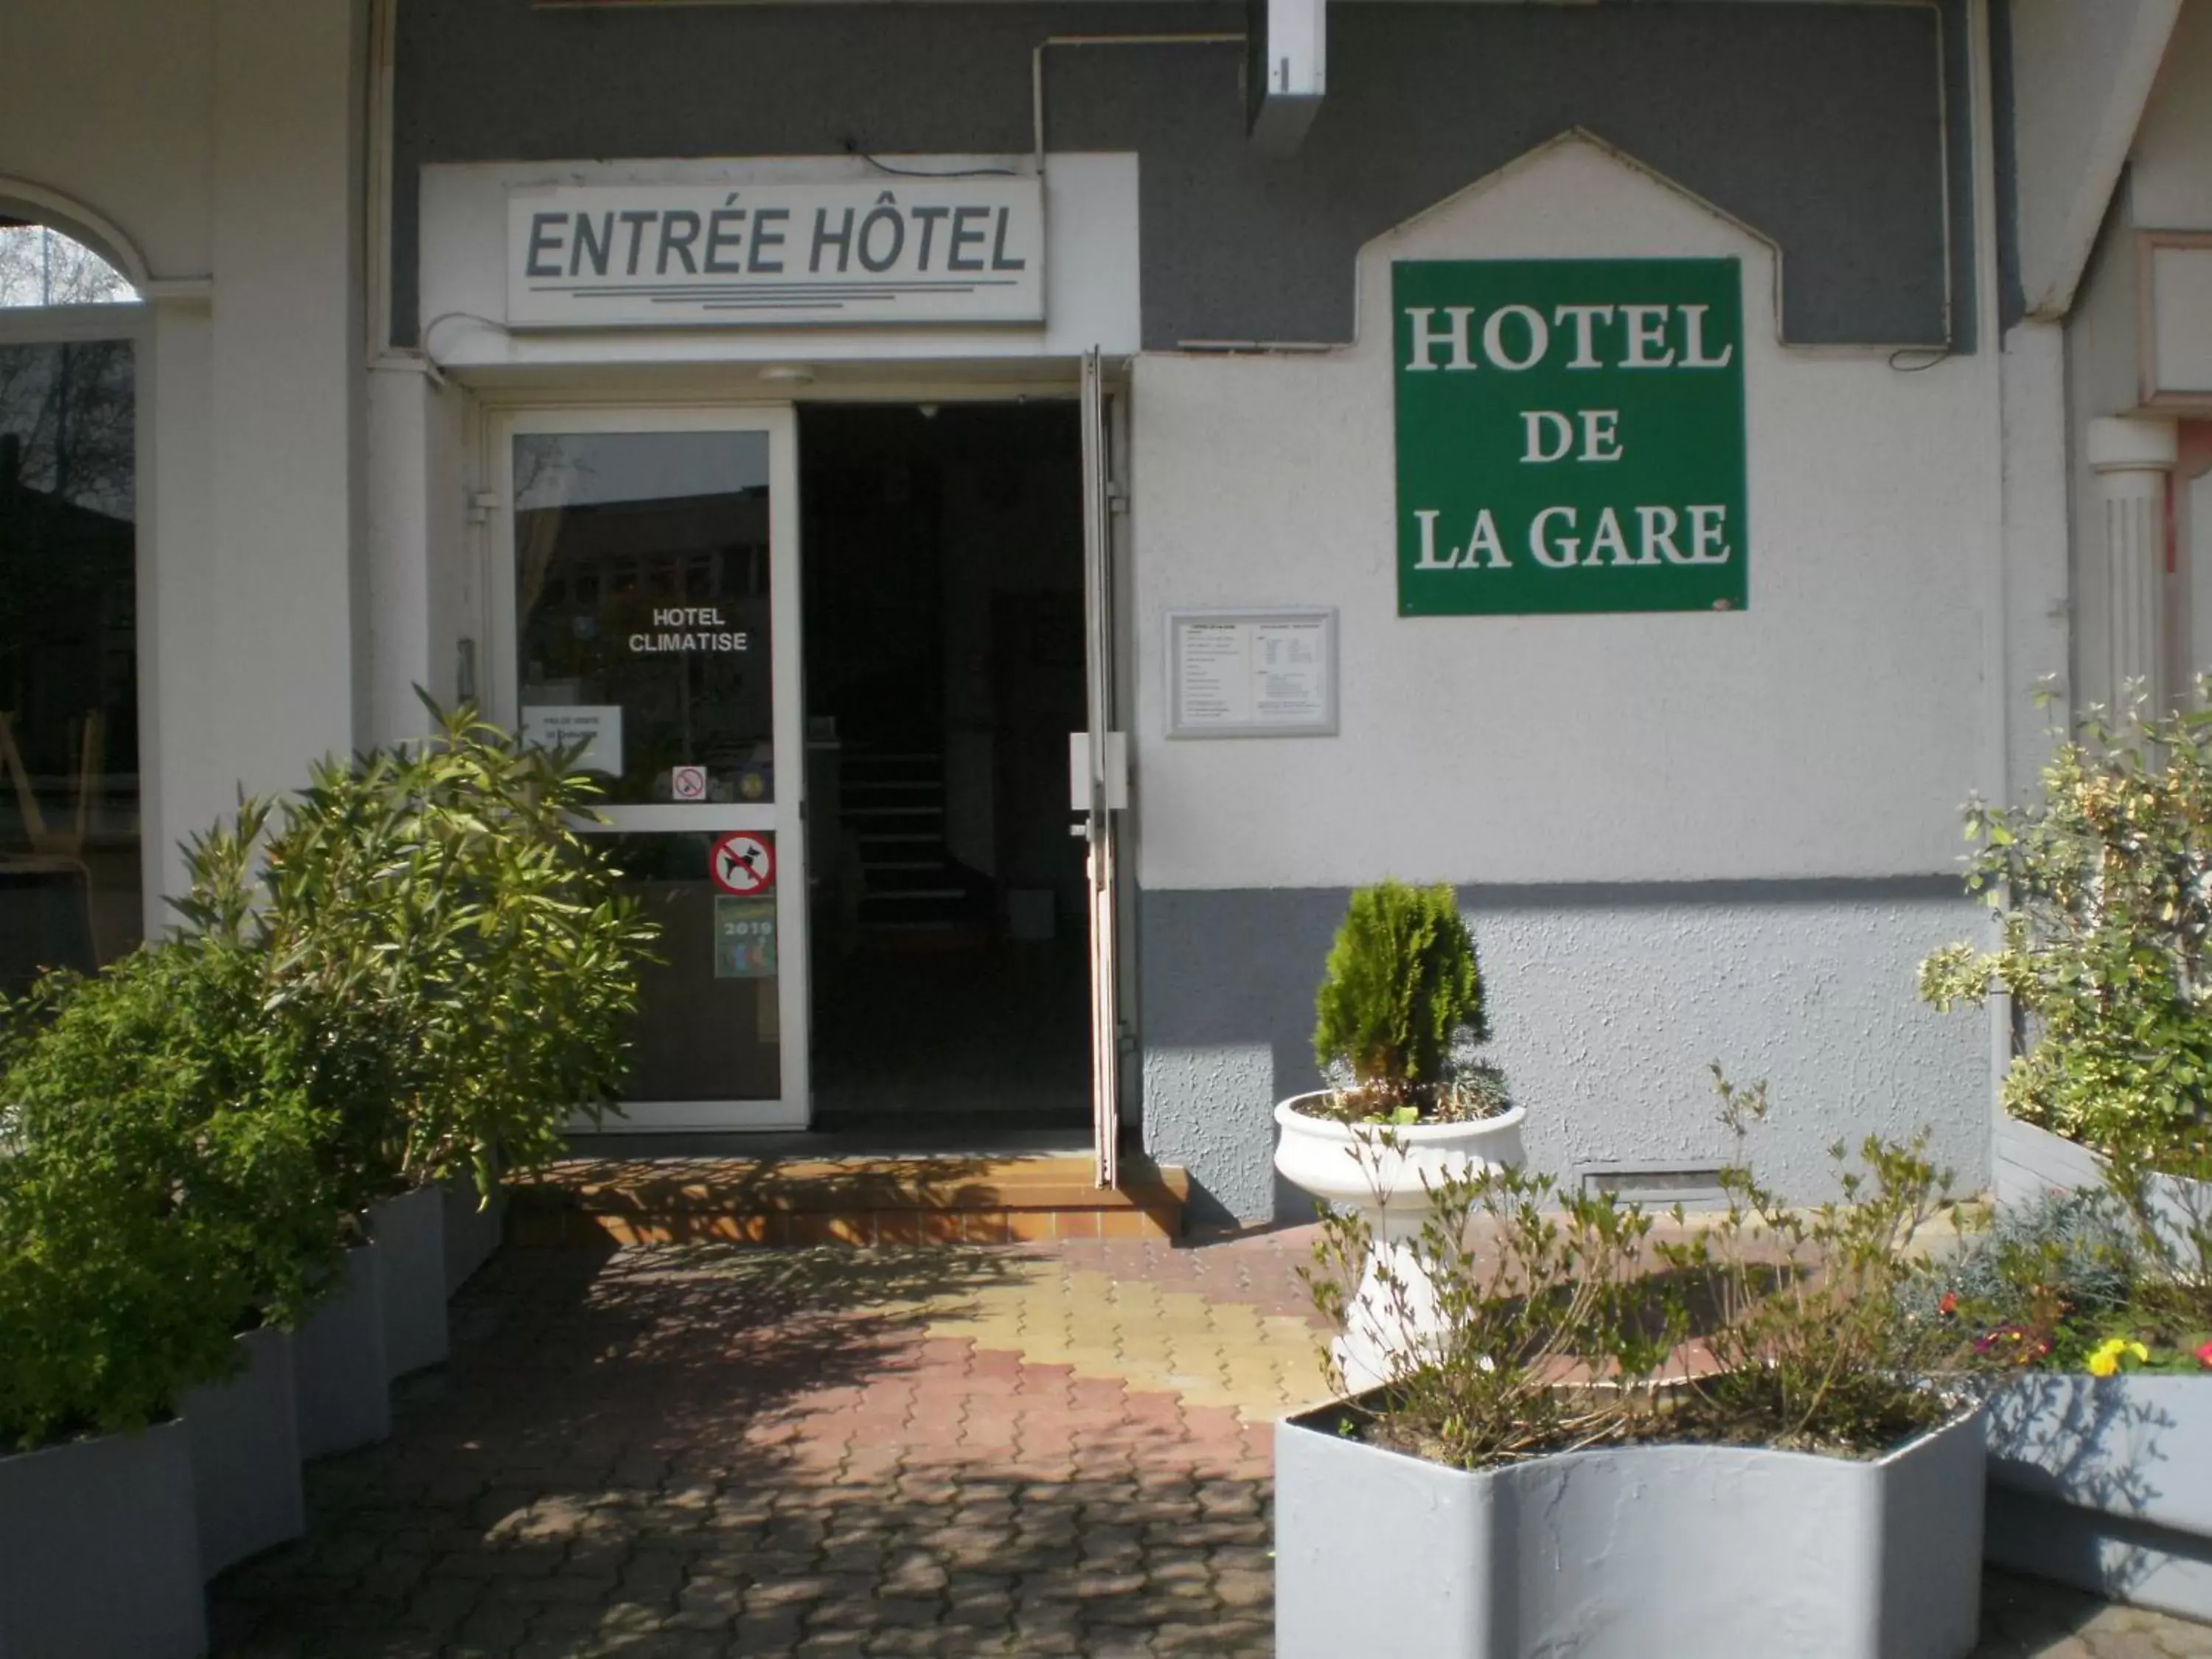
xmin=841 ymin=748 xmax=981 ymax=940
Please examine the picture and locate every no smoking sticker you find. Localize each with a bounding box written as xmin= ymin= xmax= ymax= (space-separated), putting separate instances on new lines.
xmin=710 ymin=832 xmax=774 ymax=897
xmin=671 ymin=765 xmax=708 ymax=801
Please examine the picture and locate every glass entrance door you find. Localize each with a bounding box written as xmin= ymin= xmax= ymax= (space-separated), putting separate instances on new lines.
xmin=495 ymin=408 xmax=807 ymax=1130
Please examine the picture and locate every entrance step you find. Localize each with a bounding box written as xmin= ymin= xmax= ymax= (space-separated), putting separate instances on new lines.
xmin=507 ymin=1153 xmax=1190 ymax=1246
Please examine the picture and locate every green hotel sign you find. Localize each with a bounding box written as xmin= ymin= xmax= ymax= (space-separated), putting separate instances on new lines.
xmin=1394 ymin=258 xmax=1747 ymax=616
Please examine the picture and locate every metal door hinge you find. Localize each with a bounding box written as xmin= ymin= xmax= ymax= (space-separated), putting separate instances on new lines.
xmin=465 ymin=488 xmax=501 ymax=525
xmin=1106 ymin=481 xmax=1130 ymax=515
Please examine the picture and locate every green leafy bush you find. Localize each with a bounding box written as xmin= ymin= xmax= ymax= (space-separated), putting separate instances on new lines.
xmin=1919 ymin=689 xmax=2212 ymax=1175
xmin=1312 ymin=880 xmax=1498 ymax=1119
xmin=0 ymin=939 xmax=341 ymax=1450
xmin=0 ymin=702 xmax=655 ymax=1450
xmin=1904 ymin=1191 xmax=2211 ymax=1374
xmin=1920 ymin=689 xmax=2212 ymax=1301
xmin=1652 ymin=1071 xmax=1959 ymax=1452
xmin=174 ymin=699 xmax=659 ymax=1205
xmin=1304 ymin=1160 xmax=1684 ymax=1465
xmin=1304 ymin=1071 xmax=1961 ymax=1467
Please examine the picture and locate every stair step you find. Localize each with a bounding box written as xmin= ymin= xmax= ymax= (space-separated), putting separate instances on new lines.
xmin=509 ymin=1153 xmax=1192 ymax=1246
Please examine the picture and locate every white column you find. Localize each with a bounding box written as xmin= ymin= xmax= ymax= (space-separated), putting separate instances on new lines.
xmin=364 ymin=361 xmax=434 ymax=748
xmin=2087 ymin=414 xmax=2179 ymax=713
xmin=142 ymin=296 xmax=215 ymax=913
xmin=205 ymin=0 xmax=365 ymax=810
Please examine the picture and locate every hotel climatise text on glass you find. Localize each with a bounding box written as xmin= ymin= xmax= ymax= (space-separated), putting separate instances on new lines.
xmin=1394 ymin=258 xmax=1747 ymax=616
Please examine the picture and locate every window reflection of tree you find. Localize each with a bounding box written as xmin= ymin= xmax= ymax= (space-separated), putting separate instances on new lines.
xmin=0 ymin=333 xmax=138 ymax=982
xmin=0 ymin=222 xmax=135 ymax=310
xmin=520 ymin=521 xmax=770 ymax=799
xmin=513 ymin=436 xmax=591 ymax=619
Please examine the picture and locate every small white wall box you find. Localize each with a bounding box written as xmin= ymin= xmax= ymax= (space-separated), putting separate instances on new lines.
xmin=1245 ymin=0 xmax=1326 ymax=157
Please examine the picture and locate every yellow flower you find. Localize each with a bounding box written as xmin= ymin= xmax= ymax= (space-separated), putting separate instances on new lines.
xmin=2087 ymin=1337 xmax=2149 ymax=1377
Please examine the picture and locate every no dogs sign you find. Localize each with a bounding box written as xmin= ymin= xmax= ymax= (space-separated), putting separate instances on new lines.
xmin=709 ymin=832 xmax=775 ymax=896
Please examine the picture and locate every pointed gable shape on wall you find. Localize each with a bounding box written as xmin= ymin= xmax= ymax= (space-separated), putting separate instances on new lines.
xmin=1354 ymin=131 xmax=1783 ymax=355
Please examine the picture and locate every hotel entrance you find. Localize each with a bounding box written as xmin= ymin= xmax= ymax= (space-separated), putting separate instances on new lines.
xmin=492 ymin=371 xmax=1125 ymax=1165
xmin=800 ymin=402 xmax=1089 ymax=1136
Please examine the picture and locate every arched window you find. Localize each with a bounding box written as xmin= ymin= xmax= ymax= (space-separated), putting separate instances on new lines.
xmin=0 ymin=218 xmax=144 ymax=991
xmin=0 ymin=220 xmax=137 ymax=307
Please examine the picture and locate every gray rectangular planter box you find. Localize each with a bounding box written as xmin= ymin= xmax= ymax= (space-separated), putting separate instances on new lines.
xmin=367 ymin=1184 xmax=448 ymax=1379
xmin=0 ymin=1417 xmax=206 ymax=1658
xmin=1994 ymin=1118 xmax=2209 ymax=1263
xmin=180 ymin=1325 xmax=305 ymax=1578
xmin=291 ymin=1240 xmax=391 ymax=1459
xmin=1276 ymin=1399 xmax=1986 ymax=1659
xmin=441 ymin=1161 xmax=506 ymax=1297
xmin=1986 ymin=1373 xmax=2212 ymax=1621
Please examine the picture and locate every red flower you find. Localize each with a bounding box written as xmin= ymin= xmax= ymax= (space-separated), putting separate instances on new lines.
xmin=2195 ymin=1340 xmax=2212 ymax=1371
xmin=1938 ymin=1293 xmax=1958 ymax=1317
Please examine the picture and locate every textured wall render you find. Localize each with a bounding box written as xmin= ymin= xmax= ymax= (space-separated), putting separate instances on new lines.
xmin=1141 ymin=883 xmax=1991 ymax=1225
xmin=393 ymin=0 xmax=1972 ymax=350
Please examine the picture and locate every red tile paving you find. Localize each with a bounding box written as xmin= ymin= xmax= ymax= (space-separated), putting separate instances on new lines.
xmin=204 ymin=1231 xmax=2212 ymax=1658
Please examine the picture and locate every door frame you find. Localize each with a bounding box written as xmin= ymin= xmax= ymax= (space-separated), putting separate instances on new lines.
xmin=485 ymin=402 xmax=811 ymax=1131
xmin=470 ymin=370 xmax=1134 ymax=1152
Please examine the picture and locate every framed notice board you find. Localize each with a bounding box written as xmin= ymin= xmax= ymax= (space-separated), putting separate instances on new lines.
xmin=1166 ymin=608 xmax=1338 ymax=739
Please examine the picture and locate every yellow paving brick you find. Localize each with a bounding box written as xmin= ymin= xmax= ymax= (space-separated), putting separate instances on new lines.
xmin=912 ymin=1252 xmax=1324 ymax=1424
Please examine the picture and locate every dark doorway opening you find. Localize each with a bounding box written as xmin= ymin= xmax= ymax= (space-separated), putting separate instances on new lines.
xmin=800 ymin=403 xmax=1089 ymax=1133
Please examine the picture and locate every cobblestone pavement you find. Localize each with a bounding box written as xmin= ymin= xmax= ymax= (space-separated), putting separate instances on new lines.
xmin=209 ymin=1230 xmax=2212 ymax=1658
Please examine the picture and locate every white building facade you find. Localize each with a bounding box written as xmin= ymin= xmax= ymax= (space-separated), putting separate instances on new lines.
xmin=2 ymin=0 xmax=2206 ymax=1225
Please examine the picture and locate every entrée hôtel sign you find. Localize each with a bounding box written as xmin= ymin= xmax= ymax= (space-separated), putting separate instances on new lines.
xmin=506 ymin=179 xmax=1046 ymax=329
xmin=1394 ymin=258 xmax=1747 ymax=616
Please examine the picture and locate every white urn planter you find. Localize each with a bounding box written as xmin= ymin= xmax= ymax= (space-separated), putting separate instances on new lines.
xmin=1276 ymin=1396 xmax=1986 ymax=1659
xmin=1273 ymin=1093 xmax=1528 ymax=1391
xmin=0 ymin=1418 xmax=207 ymax=1658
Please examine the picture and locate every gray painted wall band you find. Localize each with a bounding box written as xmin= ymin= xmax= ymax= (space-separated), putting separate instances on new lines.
xmin=394 ymin=0 xmax=1976 ymax=352
xmin=1138 ymin=882 xmax=1991 ymax=1226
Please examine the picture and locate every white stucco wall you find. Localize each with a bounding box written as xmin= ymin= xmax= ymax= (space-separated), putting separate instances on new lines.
xmin=2006 ymin=0 xmax=2182 ymax=320
xmin=0 ymin=0 xmax=216 ymax=288
xmin=2132 ymin=1 xmax=2212 ymax=232
xmin=1130 ymin=135 xmax=2003 ymax=894
xmin=2063 ymin=208 xmax=2146 ymax=713
xmin=0 ymin=0 xmax=366 ymax=911
xmin=2055 ymin=7 xmax=2212 ymax=714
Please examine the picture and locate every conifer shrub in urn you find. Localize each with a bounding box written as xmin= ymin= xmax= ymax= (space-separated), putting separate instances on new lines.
xmin=1272 ymin=880 xmax=1524 ymax=1390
